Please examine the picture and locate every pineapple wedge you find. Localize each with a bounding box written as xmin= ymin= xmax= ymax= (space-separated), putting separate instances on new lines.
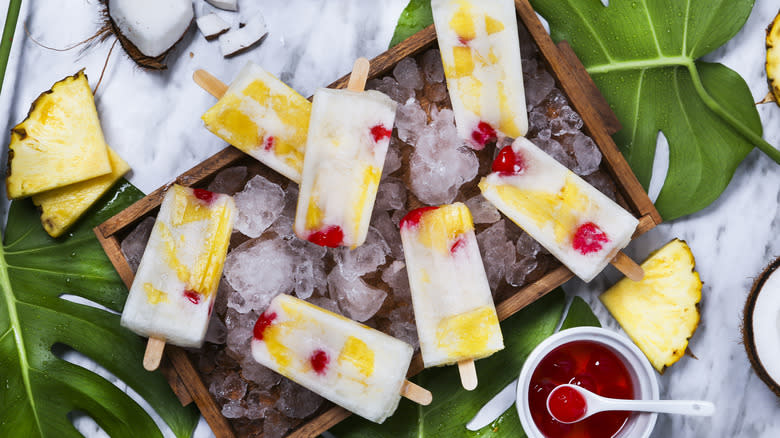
xmin=32 ymin=147 xmax=130 ymax=238
xmin=6 ymin=70 xmax=112 ymax=199
xmin=766 ymin=11 xmax=780 ymax=104
xmin=600 ymin=239 xmax=702 ymax=373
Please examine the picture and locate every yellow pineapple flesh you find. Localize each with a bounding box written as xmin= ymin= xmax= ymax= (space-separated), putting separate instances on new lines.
xmin=6 ymin=70 xmax=112 ymax=199
xmin=766 ymin=11 xmax=780 ymax=104
xmin=32 ymin=147 xmax=130 ymax=238
xmin=599 ymin=239 xmax=702 ymax=373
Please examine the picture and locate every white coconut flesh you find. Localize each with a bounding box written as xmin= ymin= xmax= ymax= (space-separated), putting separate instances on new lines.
xmin=109 ymin=0 xmax=194 ymax=57
xmin=219 ymin=14 xmax=267 ymax=57
xmin=196 ymin=13 xmax=230 ymax=39
xmin=751 ymin=264 xmax=780 ymax=385
xmin=206 ymin=0 xmax=238 ymax=12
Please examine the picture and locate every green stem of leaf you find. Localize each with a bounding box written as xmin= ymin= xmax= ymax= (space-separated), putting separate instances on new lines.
xmin=687 ymin=63 xmax=780 ymax=164
xmin=0 ymin=0 xmax=23 ymax=95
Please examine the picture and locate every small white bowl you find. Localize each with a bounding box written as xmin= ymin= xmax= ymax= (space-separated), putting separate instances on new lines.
xmin=516 ymin=327 xmax=659 ymax=438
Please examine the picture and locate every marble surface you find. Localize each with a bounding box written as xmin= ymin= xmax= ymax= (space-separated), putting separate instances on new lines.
xmin=1 ymin=0 xmax=779 ymax=437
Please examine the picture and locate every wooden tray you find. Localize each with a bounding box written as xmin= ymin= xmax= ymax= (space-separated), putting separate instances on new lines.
xmin=94 ymin=1 xmax=662 ymax=436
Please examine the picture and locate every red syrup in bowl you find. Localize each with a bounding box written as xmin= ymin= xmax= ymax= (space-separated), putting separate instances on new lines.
xmin=528 ymin=340 xmax=635 ymax=438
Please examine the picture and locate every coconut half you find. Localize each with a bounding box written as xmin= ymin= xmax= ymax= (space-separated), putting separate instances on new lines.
xmin=743 ymin=256 xmax=780 ymax=396
xmin=206 ymin=0 xmax=238 ymax=12
xmin=106 ymin=0 xmax=194 ymax=69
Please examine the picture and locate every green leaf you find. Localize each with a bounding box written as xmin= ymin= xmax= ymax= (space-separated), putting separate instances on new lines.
xmin=389 ymin=0 xmax=432 ymax=48
xmin=0 ymin=0 xmax=23 ymax=94
xmin=559 ymin=296 xmax=600 ymax=331
xmin=332 ymin=289 xmax=575 ymax=437
xmin=0 ymin=179 xmax=200 ymax=438
xmin=528 ymin=0 xmax=776 ymax=219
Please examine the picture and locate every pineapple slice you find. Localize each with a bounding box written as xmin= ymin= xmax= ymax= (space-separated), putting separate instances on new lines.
xmin=600 ymin=239 xmax=702 ymax=373
xmin=6 ymin=70 xmax=112 ymax=199
xmin=32 ymin=147 xmax=130 ymax=238
xmin=766 ymin=11 xmax=780 ymax=104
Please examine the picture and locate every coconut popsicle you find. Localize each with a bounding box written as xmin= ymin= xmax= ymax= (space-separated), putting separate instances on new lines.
xmin=479 ymin=137 xmax=640 ymax=282
xmin=121 ymin=184 xmax=236 ymax=368
xmin=432 ymin=0 xmax=528 ymax=149
xmin=399 ymin=203 xmax=504 ymax=388
xmin=251 ymin=294 xmax=427 ymax=423
xmin=201 ymin=62 xmax=310 ymax=183
xmin=294 ymin=59 xmax=397 ymax=248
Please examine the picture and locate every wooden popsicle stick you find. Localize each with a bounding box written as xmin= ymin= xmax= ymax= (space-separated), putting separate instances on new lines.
xmin=611 ymin=251 xmax=644 ymax=282
xmin=457 ymin=359 xmax=478 ymax=390
xmin=193 ymin=69 xmax=228 ymax=99
xmin=400 ymin=379 xmax=432 ymax=406
xmin=346 ymin=57 xmax=370 ymax=92
xmin=143 ymin=336 xmax=166 ymax=371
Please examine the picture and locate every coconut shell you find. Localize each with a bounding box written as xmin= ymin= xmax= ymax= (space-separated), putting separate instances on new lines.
xmin=742 ymin=256 xmax=780 ymax=397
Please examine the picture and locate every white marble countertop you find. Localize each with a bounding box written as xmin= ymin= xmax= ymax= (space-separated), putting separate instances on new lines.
xmin=1 ymin=1 xmax=778 ymax=437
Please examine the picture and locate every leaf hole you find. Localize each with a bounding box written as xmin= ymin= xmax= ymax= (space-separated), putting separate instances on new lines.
xmin=59 ymin=294 xmax=120 ymax=315
xmin=67 ymin=411 xmax=109 ymax=438
xmin=647 ymin=131 xmax=670 ymax=203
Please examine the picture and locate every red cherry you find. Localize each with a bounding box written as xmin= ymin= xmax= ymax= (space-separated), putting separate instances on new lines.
xmin=309 ymin=349 xmax=329 ymax=375
xmin=183 ymin=290 xmax=201 ymax=305
xmin=547 ymin=385 xmax=588 ymax=423
xmin=307 ymin=226 xmax=344 ymax=248
xmin=192 ymin=188 xmax=216 ymax=204
xmin=572 ymin=222 xmax=609 ymax=255
xmin=449 ymin=237 xmax=467 ymax=254
xmin=370 ymin=124 xmax=392 ymax=143
xmin=399 ymin=206 xmax=439 ymax=229
xmin=492 ymin=146 xmax=526 ymax=176
xmin=470 ymin=121 xmax=497 ymax=149
xmin=263 ymin=136 xmax=275 ymax=151
xmin=253 ymin=311 xmax=277 ymax=341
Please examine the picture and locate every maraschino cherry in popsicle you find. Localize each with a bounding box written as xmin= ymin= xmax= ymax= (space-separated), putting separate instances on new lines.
xmin=121 ymin=184 xmax=236 ymax=371
xmin=250 ymin=294 xmax=431 ymax=423
xmin=479 ymin=137 xmax=643 ymax=282
xmin=400 ymin=203 xmax=504 ymax=390
xmin=294 ymin=58 xmax=397 ymax=248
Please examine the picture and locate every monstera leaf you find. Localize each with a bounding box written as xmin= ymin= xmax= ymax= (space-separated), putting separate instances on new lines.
xmin=331 ymin=292 xmax=601 ymax=437
xmin=390 ymin=0 xmax=779 ymax=220
xmin=0 ymin=180 xmax=200 ymax=437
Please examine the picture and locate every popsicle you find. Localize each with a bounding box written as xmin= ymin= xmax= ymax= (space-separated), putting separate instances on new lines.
xmin=294 ymin=58 xmax=397 ymax=248
xmin=251 ymin=294 xmax=431 ymax=423
xmin=478 ymin=137 xmax=642 ymax=282
xmin=121 ymin=184 xmax=236 ymax=370
xmin=399 ymin=203 xmax=504 ymax=389
xmin=200 ymin=62 xmax=310 ymax=183
xmin=431 ymin=0 xmax=528 ymax=149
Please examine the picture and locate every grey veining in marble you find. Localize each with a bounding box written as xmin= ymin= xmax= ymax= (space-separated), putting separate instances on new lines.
xmin=1 ymin=0 xmax=779 ymax=437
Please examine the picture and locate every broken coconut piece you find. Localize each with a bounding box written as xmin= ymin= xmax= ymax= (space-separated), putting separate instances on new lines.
xmin=743 ymin=257 xmax=780 ymax=397
xmin=219 ymin=14 xmax=267 ymax=57
xmin=196 ymin=13 xmax=230 ymax=40
xmin=6 ymin=70 xmax=112 ymax=199
xmin=33 ymin=147 xmax=130 ymax=238
xmin=599 ymin=239 xmax=701 ymax=373
xmin=108 ymin=0 xmax=193 ymax=58
xmin=206 ymin=0 xmax=238 ymax=12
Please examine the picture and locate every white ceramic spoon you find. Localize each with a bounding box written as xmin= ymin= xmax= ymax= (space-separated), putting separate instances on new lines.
xmin=546 ymin=384 xmax=715 ymax=424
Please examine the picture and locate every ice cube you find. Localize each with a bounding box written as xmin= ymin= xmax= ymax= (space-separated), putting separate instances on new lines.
xmin=244 ymin=388 xmax=275 ymax=420
xmin=332 ymin=227 xmax=390 ymax=280
xmin=240 ymin=356 xmax=283 ymax=387
xmin=375 ymin=177 xmax=407 ymax=211
xmin=395 ymin=100 xmax=427 ymax=144
xmin=381 ymin=260 xmax=411 ymax=301
xmin=120 ymin=217 xmax=156 ymax=272
xmin=421 ymin=49 xmax=445 ymax=83
xmin=234 ymin=175 xmax=286 ymax=238
xmin=263 ymin=408 xmax=293 ymax=438
xmin=383 ymin=138 xmax=404 ymax=176
xmin=393 ymin=57 xmax=424 ymax=91
xmin=328 ymin=267 xmax=387 ymax=322
xmin=221 ymin=400 xmax=246 ymax=419
xmin=207 ymin=166 xmax=248 ymax=194
xmin=367 ymin=76 xmax=414 ymax=104
xmin=570 ymin=132 xmax=602 ymax=176
xmin=224 ymin=237 xmax=296 ymax=312
xmin=209 ymin=371 xmax=247 ymax=401
xmin=274 ymin=378 xmax=324 ymax=419
xmin=506 ymin=256 xmax=538 ymax=287
xmin=465 ymin=194 xmax=501 ymax=224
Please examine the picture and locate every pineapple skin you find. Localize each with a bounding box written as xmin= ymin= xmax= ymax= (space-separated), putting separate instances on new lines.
xmin=767 ymin=11 xmax=780 ymax=104
xmin=6 ymin=70 xmax=112 ymax=199
xmin=600 ymin=239 xmax=702 ymax=373
xmin=32 ymin=147 xmax=130 ymax=238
